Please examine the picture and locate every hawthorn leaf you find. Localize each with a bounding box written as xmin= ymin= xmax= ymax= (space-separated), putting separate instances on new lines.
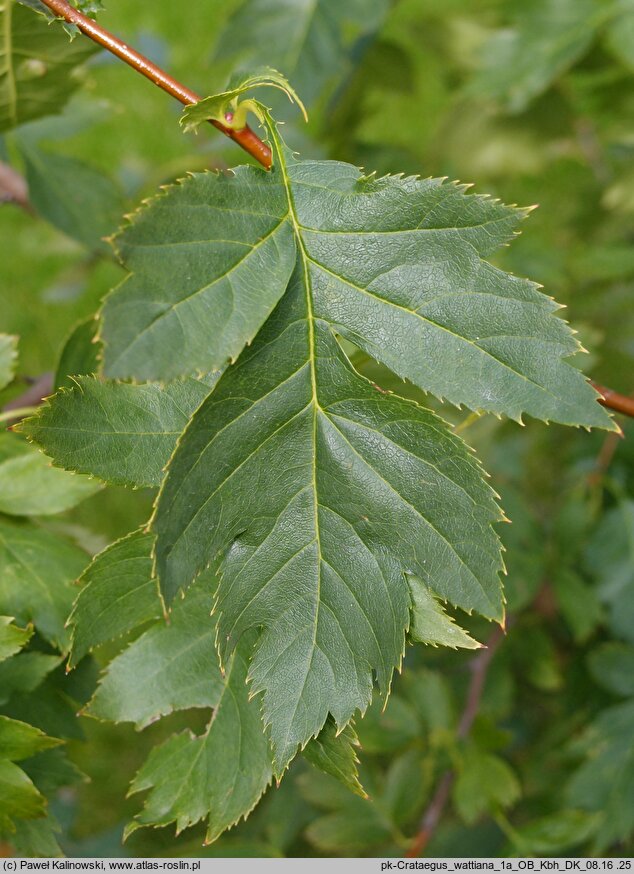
xmin=469 ymin=0 xmax=608 ymax=113
xmin=86 ymin=573 xmax=222 ymax=728
xmin=588 ymin=643 xmax=634 ymax=697
xmin=567 ymin=700 xmax=634 ymax=850
xmin=510 ymin=810 xmax=601 ymax=855
xmin=0 ymin=652 xmax=61 ymax=706
xmin=0 ymin=519 xmax=88 ymax=650
xmin=22 ymin=376 xmax=214 ymax=488
xmin=0 ymin=0 xmax=97 ymax=133
xmin=0 ymin=432 xmax=100 ymax=516
xmin=0 ymin=760 xmax=46 ymax=832
xmin=213 ymin=0 xmax=388 ymax=105
xmin=408 ymin=576 xmax=481 ymax=650
xmin=0 ymin=714 xmax=61 ymax=761
xmin=605 ymin=0 xmax=634 ymax=69
xmin=99 ymin=167 xmax=296 ymax=381
xmin=0 ymin=616 xmax=31 ymax=662
xmin=453 ymin=749 xmax=520 ymax=825
xmin=19 ymin=143 xmax=127 ymax=252
xmin=181 ymin=67 xmax=306 ymax=133
xmin=303 ymin=720 xmax=366 ymax=798
xmin=125 ymin=629 xmax=273 ymax=844
xmin=68 ymin=529 xmax=162 ymax=669
xmin=154 ymin=270 xmax=504 ymax=770
xmin=0 ymin=333 xmax=18 ymax=390
xmin=54 ymin=317 xmax=101 ymax=391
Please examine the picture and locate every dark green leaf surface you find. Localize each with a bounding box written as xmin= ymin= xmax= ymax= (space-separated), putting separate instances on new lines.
xmin=303 ymin=720 xmax=365 ymax=798
xmin=99 ymin=168 xmax=296 ymax=380
xmin=20 ymin=144 xmax=127 ymax=252
xmin=0 ymin=333 xmax=18 ymax=390
xmin=87 ymin=573 xmax=222 ymax=728
xmin=0 ymin=616 xmax=31 ymax=662
xmin=0 ymin=432 xmax=100 ymax=516
xmin=22 ymin=376 xmax=213 ymax=487
xmin=68 ymin=529 xmax=162 ymax=669
xmin=453 ymin=750 xmax=520 ymax=824
xmin=0 ymin=519 xmax=87 ymax=650
xmin=54 ymin=318 xmax=101 ymax=391
xmin=125 ymin=630 xmax=272 ymax=844
xmin=0 ymin=0 xmax=97 ymax=132
xmin=154 ymin=122 xmax=609 ymax=771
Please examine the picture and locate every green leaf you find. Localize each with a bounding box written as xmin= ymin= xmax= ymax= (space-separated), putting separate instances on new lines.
xmin=0 ymin=0 xmax=97 ymax=133
xmin=0 ymin=652 xmax=61 ymax=705
xmin=303 ymin=719 xmax=366 ymax=798
xmin=86 ymin=572 xmax=222 ymax=728
xmin=567 ymin=700 xmax=634 ymax=850
xmin=408 ymin=575 xmax=482 ymax=650
xmin=154 ymin=121 xmax=609 ymax=771
xmin=511 ymin=809 xmax=600 ymax=855
xmin=99 ymin=168 xmax=296 ymax=381
xmin=0 ymin=615 xmax=31 ymax=662
xmin=0 ymin=432 xmax=100 ymax=516
xmin=54 ymin=317 xmax=101 ymax=391
xmin=68 ymin=529 xmax=162 ymax=669
xmin=584 ymin=500 xmax=634 ymax=644
xmin=125 ymin=629 xmax=273 ymax=844
xmin=181 ymin=67 xmax=306 ymax=132
xmin=0 ymin=519 xmax=88 ymax=650
xmin=469 ymin=0 xmax=608 ymax=113
xmin=0 ymin=714 xmax=60 ymax=761
xmin=588 ymin=643 xmax=634 ymax=697
xmin=453 ymin=749 xmax=520 ymax=825
xmin=0 ymin=333 xmax=18 ymax=390
xmin=10 ymin=813 xmax=63 ymax=857
xmin=214 ymin=0 xmax=388 ymax=105
xmin=19 ymin=143 xmax=127 ymax=252
xmin=0 ymin=759 xmax=46 ymax=833
xmin=605 ymin=0 xmax=634 ymax=70
xmin=21 ymin=376 xmax=214 ymax=488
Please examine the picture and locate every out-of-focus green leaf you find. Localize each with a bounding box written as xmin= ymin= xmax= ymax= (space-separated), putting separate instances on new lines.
xmin=0 ymin=1 xmax=97 ymax=132
xmin=0 ymin=652 xmax=61 ymax=705
xmin=510 ymin=810 xmax=600 ymax=855
xmin=588 ymin=642 xmax=634 ymax=697
xmin=213 ymin=0 xmax=388 ymax=106
xmin=469 ymin=0 xmax=608 ymax=113
xmin=453 ymin=749 xmax=520 ymax=824
xmin=0 ymin=432 xmax=100 ymax=516
xmin=0 ymin=519 xmax=87 ymax=650
xmin=0 ymin=334 xmax=18 ymax=390
xmin=567 ymin=700 xmax=634 ymax=850
xmin=68 ymin=529 xmax=162 ymax=669
xmin=22 ymin=376 xmax=213 ymax=488
xmin=19 ymin=144 xmax=126 ymax=252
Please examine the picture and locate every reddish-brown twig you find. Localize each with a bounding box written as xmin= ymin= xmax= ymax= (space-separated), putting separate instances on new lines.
xmin=591 ymin=382 xmax=634 ymax=419
xmin=37 ymin=0 xmax=272 ymax=169
xmin=406 ymin=625 xmax=507 ymax=858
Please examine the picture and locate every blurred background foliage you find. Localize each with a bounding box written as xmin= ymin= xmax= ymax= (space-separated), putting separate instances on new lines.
xmin=2 ymin=0 xmax=634 ymax=858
